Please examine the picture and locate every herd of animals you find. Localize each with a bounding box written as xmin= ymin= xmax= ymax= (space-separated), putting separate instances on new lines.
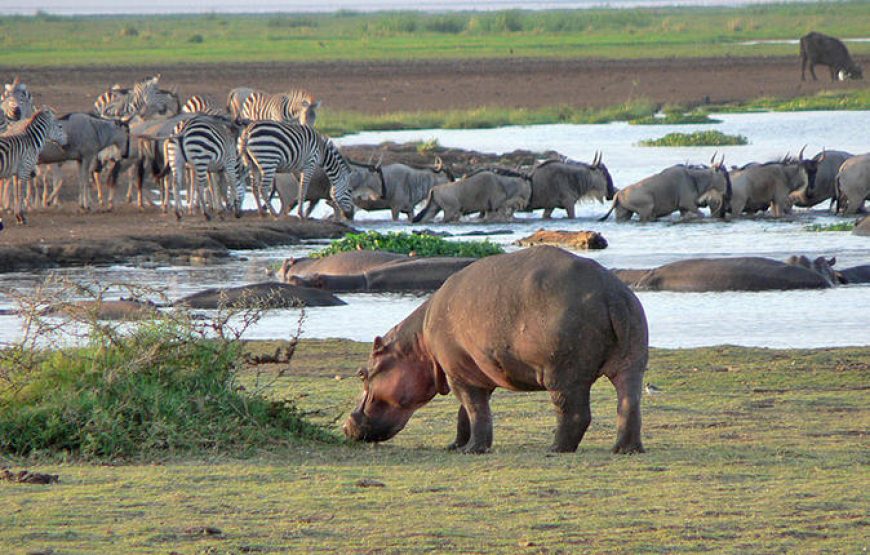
xmin=0 ymin=30 xmax=866 ymax=226
xmin=0 ymin=29 xmax=866 ymax=454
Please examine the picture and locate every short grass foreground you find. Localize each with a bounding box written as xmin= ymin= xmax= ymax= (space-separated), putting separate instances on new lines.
xmin=639 ymin=130 xmax=749 ymax=147
xmin=0 ymin=340 xmax=866 ymax=553
xmin=313 ymin=230 xmax=504 ymax=258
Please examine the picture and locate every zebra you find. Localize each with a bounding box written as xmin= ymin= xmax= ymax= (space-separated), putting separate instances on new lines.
xmin=238 ymin=120 xmax=352 ymax=219
xmin=2 ymin=77 xmax=34 ymax=121
xmin=181 ymin=94 xmax=224 ymax=116
xmin=228 ymin=87 xmax=320 ymax=126
xmin=0 ymin=109 xmax=67 ymax=224
xmin=0 ymin=111 xmax=7 ymax=135
xmin=94 ymin=75 xmax=180 ymax=120
xmin=164 ymin=115 xmax=245 ymax=220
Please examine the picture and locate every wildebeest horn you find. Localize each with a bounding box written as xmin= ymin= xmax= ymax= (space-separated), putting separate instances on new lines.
xmin=798 ymin=144 xmax=807 ymax=161
xmin=710 ymin=151 xmax=718 ymax=166
xmin=719 ymin=153 xmax=725 ymax=167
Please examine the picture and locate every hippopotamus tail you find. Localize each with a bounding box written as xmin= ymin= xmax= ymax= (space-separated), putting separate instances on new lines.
xmin=412 ymin=189 xmax=440 ymax=223
xmin=598 ymin=197 xmax=619 ymax=221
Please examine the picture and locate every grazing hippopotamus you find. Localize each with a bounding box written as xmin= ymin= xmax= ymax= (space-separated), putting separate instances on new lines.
xmin=622 ymin=256 xmax=836 ymax=292
xmin=278 ymin=250 xmax=410 ymax=282
xmin=344 ymin=246 xmax=649 ymax=454
xmin=287 ymin=257 xmax=477 ymax=293
xmin=173 ymin=282 xmax=345 ymax=309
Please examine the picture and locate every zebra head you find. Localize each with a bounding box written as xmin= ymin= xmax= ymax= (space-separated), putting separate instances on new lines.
xmin=323 ymin=139 xmax=355 ymax=219
xmin=2 ymin=77 xmax=34 ymax=121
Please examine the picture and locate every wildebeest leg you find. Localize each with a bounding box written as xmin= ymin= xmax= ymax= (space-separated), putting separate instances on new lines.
xmin=391 ymin=207 xmax=400 ymax=221
xmin=549 ymin=386 xmax=592 ymax=452
xmin=829 ymin=66 xmax=838 ymax=82
xmin=809 ymin=62 xmax=818 ymax=81
xmin=542 ymin=207 xmax=553 ymax=219
xmin=565 ymin=203 xmax=576 ymax=219
xmin=446 ymin=406 xmax=471 ymax=451
xmin=78 ymin=160 xmax=91 ymax=212
xmin=608 ymin=367 xmax=645 ymax=454
xmin=450 ymin=383 xmax=494 ymax=454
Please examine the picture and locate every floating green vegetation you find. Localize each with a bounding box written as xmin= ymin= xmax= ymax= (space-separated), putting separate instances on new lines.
xmin=639 ymin=130 xmax=748 ymax=147
xmin=804 ymin=222 xmax=855 ymax=232
xmin=717 ymin=89 xmax=870 ymax=113
xmin=312 ymin=231 xmax=504 ymax=258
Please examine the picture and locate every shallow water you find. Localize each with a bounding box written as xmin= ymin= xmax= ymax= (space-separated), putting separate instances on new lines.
xmin=1 ymin=110 xmax=868 ymax=349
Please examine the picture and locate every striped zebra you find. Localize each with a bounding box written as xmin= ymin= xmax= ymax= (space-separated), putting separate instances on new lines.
xmin=94 ymin=75 xmax=180 ymax=120
xmin=238 ymin=121 xmax=352 ymax=219
xmin=228 ymin=87 xmax=320 ymax=126
xmin=0 ymin=109 xmax=67 ymax=224
xmin=164 ymin=115 xmax=245 ymax=220
xmin=181 ymin=94 xmax=224 ymax=116
xmin=2 ymin=77 xmax=34 ymax=121
xmin=0 ymin=111 xmax=7 ymax=135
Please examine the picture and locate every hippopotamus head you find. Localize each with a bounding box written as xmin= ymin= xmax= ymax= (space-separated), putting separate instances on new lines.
xmin=786 ymin=255 xmax=837 ymax=286
xmin=343 ymin=334 xmax=448 ymax=443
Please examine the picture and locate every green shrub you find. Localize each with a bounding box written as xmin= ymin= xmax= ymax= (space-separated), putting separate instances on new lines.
xmin=803 ymin=222 xmax=855 ymax=232
xmin=0 ymin=284 xmax=334 ymax=461
xmin=639 ymin=130 xmax=748 ymax=147
xmin=188 ymin=33 xmax=204 ymax=43
xmin=313 ymin=231 xmax=504 ymax=258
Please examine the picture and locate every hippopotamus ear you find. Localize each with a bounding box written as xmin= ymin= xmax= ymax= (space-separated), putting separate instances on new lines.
xmin=373 ymin=336 xmax=386 ymax=354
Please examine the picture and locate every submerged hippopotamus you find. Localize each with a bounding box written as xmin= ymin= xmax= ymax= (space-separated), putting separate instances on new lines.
xmin=615 ymin=256 xmax=838 ymax=291
xmin=173 ymin=282 xmax=345 ymax=309
xmin=278 ymin=251 xmax=410 ymax=281
xmin=344 ymin=246 xmax=649 ymax=454
xmin=287 ymin=257 xmax=477 ymax=293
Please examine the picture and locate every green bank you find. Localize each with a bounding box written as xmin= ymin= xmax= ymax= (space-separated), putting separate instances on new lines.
xmin=1 ymin=2 xmax=869 ymax=67
xmin=1 ymin=337 xmax=866 ymax=554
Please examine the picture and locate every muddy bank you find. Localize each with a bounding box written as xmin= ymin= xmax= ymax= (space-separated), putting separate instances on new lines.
xmin=0 ymin=208 xmax=352 ymax=273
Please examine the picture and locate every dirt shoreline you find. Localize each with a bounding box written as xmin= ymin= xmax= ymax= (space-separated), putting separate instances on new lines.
xmin=0 ymin=208 xmax=351 ymax=273
xmin=19 ymin=55 xmax=870 ymax=115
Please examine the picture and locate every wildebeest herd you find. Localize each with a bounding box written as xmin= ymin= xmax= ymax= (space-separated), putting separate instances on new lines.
xmin=0 ymin=30 xmax=866 ymax=225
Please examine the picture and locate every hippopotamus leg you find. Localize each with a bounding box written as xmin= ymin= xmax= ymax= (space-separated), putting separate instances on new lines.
xmin=549 ymin=386 xmax=592 ymax=452
xmin=450 ymin=384 xmax=494 ymax=454
xmin=609 ymin=367 xmax=645 ymax=454
xmin=447 ymin=406 xmax=471 ymax=451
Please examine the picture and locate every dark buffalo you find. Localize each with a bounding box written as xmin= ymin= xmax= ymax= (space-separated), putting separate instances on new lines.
xmin=344 ymin=246 xmax=649 ymax=454
xmin=800 ymin=32 xmax=863 ymax=81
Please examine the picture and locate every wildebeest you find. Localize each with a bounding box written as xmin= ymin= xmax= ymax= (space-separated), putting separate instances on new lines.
xmin=412 ymin=169 xmax=531 ymax=223
xmin=790 ymin=150 xmax=852 ymax=208
xmin=600 ymin=156 xmax=731 ymax=222
xmin=37 ymin=112 xmax=131 ymax=211
xmin=526 ymin=152 xmax=616 ymax=218
xmin=728 ymin=149 xmax=818 ymax=217
xmin=800 ymin=32 xmax=863 ymax=81
xmin=353 ymin=159 xmax=455 ymax=221
xmin=270 ymin=161 xmax=385 ymax=220
xmin=835 ymin=153 xmax=870 ymax=214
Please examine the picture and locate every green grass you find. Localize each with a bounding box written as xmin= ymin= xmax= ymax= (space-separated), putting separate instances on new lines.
xmin=0 ymin=341 xmax=866 ymax=553
xmin=318 ymin=89 xmax=868 ymax=136
xmin=1 ymin=2 xmax=869 ymax=66
xmin=312 ymin=231 xmax=505 ymax=258
xmin=804 ymin=222 xmax=856 ymax=232
xmin=639 ymin=130 xmax=749 ymax=147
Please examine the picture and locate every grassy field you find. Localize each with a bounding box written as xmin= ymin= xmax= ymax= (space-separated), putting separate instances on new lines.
xmin=1 ymin=339 xmax=866 ymax=554
xmin=1 ymin=2 xmax=869 ymax=67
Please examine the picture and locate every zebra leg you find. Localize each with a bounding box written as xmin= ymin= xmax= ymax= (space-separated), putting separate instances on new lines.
xmin=13 ymin=175 xmax=27 ymax=225
xmin=195 ymin=167 xmax=212 ymax=221
xmin=297 ymin=161 xmax=317 ymax=220
xmin=260 ymin=167 xmax=279 ymax=218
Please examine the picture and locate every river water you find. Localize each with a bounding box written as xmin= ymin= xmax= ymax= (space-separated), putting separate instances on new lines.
xmin=0 ymin=110 xmax=868 ymax=349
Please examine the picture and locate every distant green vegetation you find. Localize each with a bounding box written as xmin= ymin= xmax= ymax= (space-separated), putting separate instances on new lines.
xmin=319 ymin=100 xmax=658 ymax=136
xmin=804 ymin=222 xmax=855 ymax=232
xmin=629 ymin=108 xmax=722 ymax=125
xmin=639 ymin=130 xmax=749 ymax=147
xmin=1 ymin=2 xmax=869 ymax=66
xmin=716 ymin=89 xmax=870 ymax=113
xmin=313 ymin=231 xmax=504 ymax=258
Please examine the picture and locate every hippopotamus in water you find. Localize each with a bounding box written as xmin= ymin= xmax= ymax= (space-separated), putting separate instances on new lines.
xmin=344 ymin=246 xmax=649 ymax=454
xmin=287 ymin=257 xmax=477 ymax=293
xmin=616 ymin=256 xmax=837 ymax=291
xmin=278 ymin=251 xmax=410 ymax=281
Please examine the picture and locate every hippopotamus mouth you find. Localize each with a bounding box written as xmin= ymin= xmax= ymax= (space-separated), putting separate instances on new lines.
xmin=343 ymin=411 xmax=399 ymax=443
